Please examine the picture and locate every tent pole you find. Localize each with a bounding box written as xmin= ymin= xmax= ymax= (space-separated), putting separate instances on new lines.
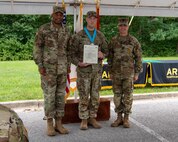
xmin=129 ymin=16 xmax=134 ymax=26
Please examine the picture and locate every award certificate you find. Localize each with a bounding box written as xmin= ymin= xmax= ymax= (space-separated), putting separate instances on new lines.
xmin=83 ymin=45 xmax=98 ymax=64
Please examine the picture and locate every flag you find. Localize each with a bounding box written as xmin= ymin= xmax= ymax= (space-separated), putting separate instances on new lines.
xmin=61 ymin=0 xmax=70 ymax=100
xmin=65 ymin=73 xmax=70 ymax=100
xmin=69 ymin=1 xmax=84 ymax=101
xmin=75 ymin=2 xmax=83 ymax=33
xmin=62 ymin=0 xmax=67 ymax=25
xmin=96 ymin=0 xmax=100 ymax=30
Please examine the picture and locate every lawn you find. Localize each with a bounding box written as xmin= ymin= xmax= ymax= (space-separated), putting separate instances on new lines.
xmin=0 ymin=61 xmax=42 ymax=102
xmin=0 ymin=58 xmax=178 ymax=102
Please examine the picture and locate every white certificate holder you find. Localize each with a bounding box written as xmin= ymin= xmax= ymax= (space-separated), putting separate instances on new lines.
xmin=83 ymin=45 xmax=98 ymax=64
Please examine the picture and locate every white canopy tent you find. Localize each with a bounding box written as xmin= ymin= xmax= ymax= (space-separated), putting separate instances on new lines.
xmin=0 ymin=0 xmax=178 ymax=17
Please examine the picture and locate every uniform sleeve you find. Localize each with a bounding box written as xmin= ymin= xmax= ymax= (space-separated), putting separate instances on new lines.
xmin=100 ymin=32 xmax=109 ymax=58
xmin=70 ymin=34 xmax=80 ymax=66
xmin=107 ymin=39 xmax=114 ymax=74
xmin=33 ymin=28 xmax=44 ymax=68
xmin=66 ymin=31 xmax=72 ymax=69
xmin=133 ymin=39 xmax=143 ymax=75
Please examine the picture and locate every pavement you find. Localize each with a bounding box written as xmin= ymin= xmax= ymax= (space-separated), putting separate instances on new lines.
xmin=1 ymin=92 xmax=178 ymax=142
xmin=1 ymin=91 xmax=178 ymax=109
xmin=15 ymin=97 xmax=178 ymax=142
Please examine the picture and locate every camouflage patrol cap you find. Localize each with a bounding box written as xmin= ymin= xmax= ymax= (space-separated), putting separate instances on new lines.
xmin=87 ymin=11 xmax=97 ymax=18
xmin=53 ymin=5 xmax=64 ymax=14
xmin=118 ymin=18 xmax=129 ymax=26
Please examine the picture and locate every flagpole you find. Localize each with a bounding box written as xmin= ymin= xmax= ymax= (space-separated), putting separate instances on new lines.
xmin=74 ymin=5 xmax=77 ymax=33
xmin=56 ymin=0 xmax=58 ymax=5
xmin=79 ymin=2 xmax=83 ymax=29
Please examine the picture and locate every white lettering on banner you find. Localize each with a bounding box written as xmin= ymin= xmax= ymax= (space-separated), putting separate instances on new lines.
xmin=102 ymin=71 xmax=110 ymax=79
xmin=166 ymin=68 xmax=178 ymax=78
xmin=167 ymin=68 xmax=178 ymax=76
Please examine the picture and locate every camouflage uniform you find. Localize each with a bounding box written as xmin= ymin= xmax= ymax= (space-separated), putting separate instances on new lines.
xmin=33 ymin=22 xmax=71 ymax=119
xmin=108 ymin=34 xmax=142 ymax=115
xmin=0 ymin=104 xmax=28 ymax=142
xmin=70 ymin=30 xmax=108 ymax=119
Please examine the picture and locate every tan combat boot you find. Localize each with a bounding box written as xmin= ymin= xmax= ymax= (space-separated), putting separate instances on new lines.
xmin=88 ymin=118 xmax=102 ymax=129
xmin=55 ymin=117 xmax=69 ymax=134
xmin=123 ymin=114 xmax=130 ymax=128
xmin=111 ymin=113 xmax=123 ymax=127
xmin=80 ymin=119 xmax=88 ymax=130
xmin=47 ymin=118 xmax=56 ymax=136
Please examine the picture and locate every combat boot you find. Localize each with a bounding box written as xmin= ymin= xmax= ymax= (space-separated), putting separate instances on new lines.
xmin=80 ymin=119 xmax=88 ymax=130
xmin=88 ymin=118 xmax=102 ymax=129
xmin=55 ymin=117 xmax=69 ymax=134
xmin=47 ymin=118 xmax=56 ymax=136
xmin=123 ymin=114 xmax=130 ymax=128
xmin=111 ymin=113 xmax=123 ymax=127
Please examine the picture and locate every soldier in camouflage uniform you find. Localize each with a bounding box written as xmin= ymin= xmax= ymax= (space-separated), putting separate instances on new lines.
xmin=107 ymin=18 xmax=142 ymax=128
xmin=33 ymin=6 xmax=71 ymax=136
xmin=0 ymin=104 xmax=28 ymax=142
xmin=70 ymin=11 xmax=108 ymax=130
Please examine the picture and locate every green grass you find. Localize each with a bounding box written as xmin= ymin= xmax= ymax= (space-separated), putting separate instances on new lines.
xmin=0 ymin=61 xmax=43 ymax=102
xmin=0 ymin=57 xmax=178 ymax=102
xmin=100 ymin=85 xmax=178 ymax=96
xmin=143 ymin=56 xmax=178 ymax=60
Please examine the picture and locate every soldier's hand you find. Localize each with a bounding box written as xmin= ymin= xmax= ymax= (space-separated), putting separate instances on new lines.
xmin=98 ymin=51 xmax=105 ymax=60
xmin=78 ymin=62 xmax=90 ymax=67
xmin=110 ymin=74 xmax=113 ymax=80
xmin=39 ymin=67 xmax=46 ymax=76
xmin=134 ymin=74 xmax=139 ymax=81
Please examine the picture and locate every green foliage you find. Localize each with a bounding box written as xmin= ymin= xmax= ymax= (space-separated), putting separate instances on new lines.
xmin=0 ymin=38 xmax=33 ymax=61
xmin=0 ymin=15 xmax=178 ymax=61
xmin=100 ymin=16 xmax=118 ymax=41
xmin=150 ymin=23 xmax=178 ymax=41
xmin=142 ymin=40 xmax=177 ymax=57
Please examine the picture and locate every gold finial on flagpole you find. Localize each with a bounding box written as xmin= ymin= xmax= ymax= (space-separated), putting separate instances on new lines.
xmin=95 ymin=0 xmax=101 ymax=8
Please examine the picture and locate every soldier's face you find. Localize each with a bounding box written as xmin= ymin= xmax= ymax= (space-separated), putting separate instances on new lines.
xmin=118 ymin=24 xmax=129 ymax=36
xmin=86 ymin=17 xmax=97 ymax=29
xmin=52 ymin=12 xmax=64 ymax=24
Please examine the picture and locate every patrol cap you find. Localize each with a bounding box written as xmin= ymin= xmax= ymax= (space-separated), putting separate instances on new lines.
xmin=87 ymin=11 xmax=97 ymax=18
xmin=53 ymin=5 xmax=64 ymax=14
xmin=118 ymin=18 xmax=129 ymax=26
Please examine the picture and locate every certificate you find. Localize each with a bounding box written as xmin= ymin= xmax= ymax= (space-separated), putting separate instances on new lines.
xmin=83 ymin=45 xmax=98 ymax=64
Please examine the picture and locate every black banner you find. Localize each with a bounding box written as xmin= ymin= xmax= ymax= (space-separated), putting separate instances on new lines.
xmin=101 ymin=63 xmax=148 ymax=89
xmin=150 ymin=60 xmax=178 ymax=86
xmin=134 ymin=62 xmax=148 ymax=87
xmin=101 ymin=64 xmax=112 ymax=89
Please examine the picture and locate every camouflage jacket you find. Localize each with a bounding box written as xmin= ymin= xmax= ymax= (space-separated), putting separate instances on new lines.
xmin=0 ymin=104 xmax=28 ymax=142
xmin=33 ymin=22 xmax=71 ymax=74
xmin=70 ymin=29 xmax=108 ymax=73
xmin=107 ymin=34 xmax=142 ymax=77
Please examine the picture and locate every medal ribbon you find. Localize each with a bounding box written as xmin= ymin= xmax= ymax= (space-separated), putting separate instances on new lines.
xmin=84 ymin=27 xmax=97 ymax=44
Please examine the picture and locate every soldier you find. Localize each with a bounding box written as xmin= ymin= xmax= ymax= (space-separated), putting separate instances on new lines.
xmin=70 ymin=11 xmax=108 ymax=130
xmin=108 ymin=18 xmax=143 ymax=128
xmin=0 ymin=104 xmax=28 ymax=142
xmin=33 ymin=5 xmax=71 ymax=136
